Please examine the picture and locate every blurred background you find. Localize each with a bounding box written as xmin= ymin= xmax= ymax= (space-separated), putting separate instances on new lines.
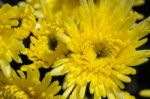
xmin=0 ymin=0 xmax=150 ymax=99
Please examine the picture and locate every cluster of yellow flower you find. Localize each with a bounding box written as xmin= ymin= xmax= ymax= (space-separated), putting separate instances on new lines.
xmin=0 ymin=0 xmax=150 ymax=98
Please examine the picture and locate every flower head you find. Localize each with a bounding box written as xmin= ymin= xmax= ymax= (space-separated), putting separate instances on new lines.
xmin=0 ymin=4 xmax=24 ymax=77
xmin=21 ymin=17 xmax=68 ymax=69
xmin=18 ymin=0 xmax=69 ymax=69
xmin=51 ymin=0 xmax=150 ymax=98
xmin=0 ymin=67 xmax=64 ymax=99
xmin=26 ymin=33 xmax=68 ymax=68
xmin=0 ymin=3 xmax=36 ymax=77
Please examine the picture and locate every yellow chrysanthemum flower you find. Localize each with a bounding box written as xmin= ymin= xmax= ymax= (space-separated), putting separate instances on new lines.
xmin=50 ymin=0 xmax=150 ymax=98
xmin=26 ymin=34 xmax=68 ymax=68
xmin=0 ymin=4 xmax=24 ymax=77
xmin=19 ymin=0 xmax=69 ymax=69
xmin=0 ymin=68 xmax=64 ymax=99
xmin=21 ymin=17 xmax=68 ymax=69
xmin=139 ymin=89 xmax=150 ymax=98
xmin=0 ymin=4 xmax=36 ymax=77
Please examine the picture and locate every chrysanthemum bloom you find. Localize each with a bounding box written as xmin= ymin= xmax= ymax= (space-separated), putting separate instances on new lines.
xmin=0 ymin=4 xmax=19 ymax=77
xmin=139 ymin=89 xmax=150 ymax=98
xmin=0 ymin=68 xmax=64 ymax=99
xmin=24 ymin=21 xmax=68 ymax=69
xmin=25 ymin=29 xmax=68 ymax=68
xmin=0 ymin=4 xmax=35 ymax=77
xmin=19 ymin=0 xmax=69 ymax=69
xmin=51 ymin=0 xmax=150 ymax=98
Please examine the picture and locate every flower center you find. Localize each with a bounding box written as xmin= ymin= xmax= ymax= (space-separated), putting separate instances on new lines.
xmin=0 ymin=85 xmax=30 ymax=99
xmin=48 ymin=36 xmax=58 ymax=51
xmin=94 ymin=44 xmax=111 ymax=58
xmin=93 ymin=41 xmax=117 ymax=59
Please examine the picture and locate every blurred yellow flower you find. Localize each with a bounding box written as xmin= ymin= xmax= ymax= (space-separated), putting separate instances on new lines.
xmin=0 ymin=68 xmax=64 ymax=99
xmin=51 ymin=0 xmax=150 ymax=98
xmin=0 ymin=4 xmax=36 ymax=77
xmin=0 ymin=4 xmax=24 ymax=77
